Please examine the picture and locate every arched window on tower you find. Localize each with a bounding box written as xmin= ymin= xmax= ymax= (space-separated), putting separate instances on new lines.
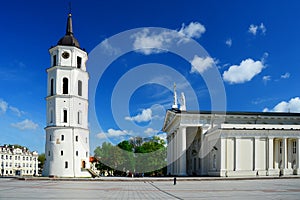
xmin=77 ymin=56 xmax=82 ymax=69
xmin=63 ymin=109 xmax=68 ymax=123
xmin=50 ymin=109 xmax=54 ymax=123
xmin=63 ymin=78 xmax=68 ymax=94
xmin=78 ymin=80 xmax=82 ymax=96
xmin=77 ymin=111 xmax=82 ymax=124
xmin=50 ymin=79 xmax=54 ymax=96
xmin=53 ymin=55 xmax=57 ymax=66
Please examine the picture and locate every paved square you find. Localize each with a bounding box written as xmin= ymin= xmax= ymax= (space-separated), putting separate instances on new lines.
xmin=0 ymin=178 xmax=300 ymax=199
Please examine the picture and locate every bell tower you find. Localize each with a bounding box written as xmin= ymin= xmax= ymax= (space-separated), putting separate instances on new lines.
xmin=43 ymin=13 xmax=91 ymax=177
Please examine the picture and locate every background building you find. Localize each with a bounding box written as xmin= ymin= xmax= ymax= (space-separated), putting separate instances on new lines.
xmin=0 ymin=145 xmax=38 ymax=176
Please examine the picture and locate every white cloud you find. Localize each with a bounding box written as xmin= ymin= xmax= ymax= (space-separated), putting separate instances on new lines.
xmin=125 ymin=108 xmax=152 ymax=123
xmin=9 ymin=106 xmax=25 ymax=117
xmin=144 ymin=128 xmax=159 ymax=136
xmin=0 ymin=99 xmax=8 ymax=114
xmin=96 ymin=128 xmax=129 ymax=139
xmin=11 ymin=119 xmax=38 ymax=130
xmin=101 ymin=39 xmax=121 ymax=56
xmin=132 ymin=22 xmax=205 ymax=55
xmin=263 ymin=97 xmax=300 ymax=113
xmin=249 ymin=24 xmax=258 ymax=35
xmin=178 ymin=22 xmax=206 ymax=39
xmin=281 ymin=72 xmax=290 ymax=79
xmin=248 ymin=23 xmax=266 ymax=35
xmin=262 ymin=75 xmax=271 ymax=83
xmin=260 ymin=23 xmax=267 ymax=34
xmin=132 ymin=28 xmax=170 ymax=55
xmin=0 ymin=99 xmax=24 ymax=117
xmin=190 ymin=55 xmax=215 ymax=74
xmin=225 ymin=38 xmax=232 ymax=47
xmin=223 ymin=58 xmax=265 ymax=84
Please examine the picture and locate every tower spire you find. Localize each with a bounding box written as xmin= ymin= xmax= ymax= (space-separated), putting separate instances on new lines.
xmin=66 ymin=2 xmax=73 ymax=35
xmin=57 ymin=10 xmax=80 ymax=48
xmin=66 ymin=13 xmax=73 ymax=35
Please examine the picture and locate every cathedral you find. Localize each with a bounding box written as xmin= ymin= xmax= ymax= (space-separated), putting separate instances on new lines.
xmin=163 ymin=86 xmax=300 ymax=177
xmin=42 ymin=13 xmax=91 ymax=177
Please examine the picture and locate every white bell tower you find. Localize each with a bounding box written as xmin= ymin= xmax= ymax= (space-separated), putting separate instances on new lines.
xmin=43 ymin=13 xmax=91 ymax=177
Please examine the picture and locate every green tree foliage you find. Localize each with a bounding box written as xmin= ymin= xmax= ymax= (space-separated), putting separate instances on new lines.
xmin=94 ymin=136 xmax=167 ymax=176
xmin=38 ymin=153 xmax=45 ymax=174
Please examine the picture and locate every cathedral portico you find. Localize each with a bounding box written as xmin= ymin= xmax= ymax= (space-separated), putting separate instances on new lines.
xmin=163 ymin=108 xmax=300 ymax=177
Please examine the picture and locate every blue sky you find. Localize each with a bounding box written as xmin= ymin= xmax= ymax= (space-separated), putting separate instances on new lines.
xmin=0 ymin=0 xmax=300 ymax=154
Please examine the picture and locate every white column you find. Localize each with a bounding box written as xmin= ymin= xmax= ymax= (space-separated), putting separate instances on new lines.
xmin=267 ymin=137 xmax=274 ymax=170
xmin=253 ymin=137 xmax=257 ymax=171
xmin=179 ymin=127 xmax=187 ymax=176
xmin=282 ymin=138 xmax=287 ymax=173
xmin=220 ymin=138 xmax=226 ymax=170
xmin=176 ymin=130 xmax=179 ymax=175
xmin=220 ymin=138 xmax=226 ymax=176
xmin=167 ymin=135 xmax=171 ymax=175
xmin=234 ymin=137 xmax=240 ymax=171
xmin=296 ymin=138 xmax=300 ymax=174
xmin=171 ymin=134 xmax=174 ymax=175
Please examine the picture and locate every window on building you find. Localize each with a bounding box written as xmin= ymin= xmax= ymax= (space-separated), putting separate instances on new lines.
xmin=77 ymin=56 xmax=82 ymax=69
xmin=293 ymin=141 xmax=297 ymax=154
xmin=86 ymin=152 xmax=88 ymax=158
xmin=75 ymin=136 xmax=78 ymax=142
xmin=63 ymin=109 xmax=67 ymax=123
xmin=49 ymin=134 xmax=52 ymax=141
xmin=65 ymin=161 xmax=68 ymax=169
xmin=48 ymin=151 xmax=50 ymax=156
xmin=53 ymin=55 xmax=57 ymax=66
xmin=61 ymin=135 xmax=64 ymax=141
xmin=50 ymin=79 xmax=54 ymax=96
xmin=62 ymin=78 xmax=68 ymax=94
xmin=78 ymin=80 xmax=82 ymax=96
xmin=10 ymin=156 xmax=12 ymax=160
xmin=279 ymin=141 xmax=282 ymax=154
xmin=61 ymin=150 xmax=63 ymax=156
xmin=6 ymin=155 xmax=8 ymax=159
xmin=50 ymin=109 xmax=54 ymax=123
xmin=85 ymin=137 xmax=87 ymax=143
xmin=77 ymin=111 xmax=82 ymax=124
xmin=76 ymin=151 xmax=78 ymax=156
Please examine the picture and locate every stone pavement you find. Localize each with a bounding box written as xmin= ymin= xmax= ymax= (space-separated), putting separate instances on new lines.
xmin=0 ymin=177 xmax=300 ymax=199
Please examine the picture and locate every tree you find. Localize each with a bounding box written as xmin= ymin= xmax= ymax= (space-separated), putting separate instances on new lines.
xmin=135 ymin=136 xmax=167 ymax=174
xmin=94 ymin=136 xmax=167 ymax=176
xmin=38 ymin=153 xmax=45 ymax=174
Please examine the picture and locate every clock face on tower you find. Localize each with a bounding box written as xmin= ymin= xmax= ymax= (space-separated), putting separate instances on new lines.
xmin=62 ymin=51 xmax=70 ymax=59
